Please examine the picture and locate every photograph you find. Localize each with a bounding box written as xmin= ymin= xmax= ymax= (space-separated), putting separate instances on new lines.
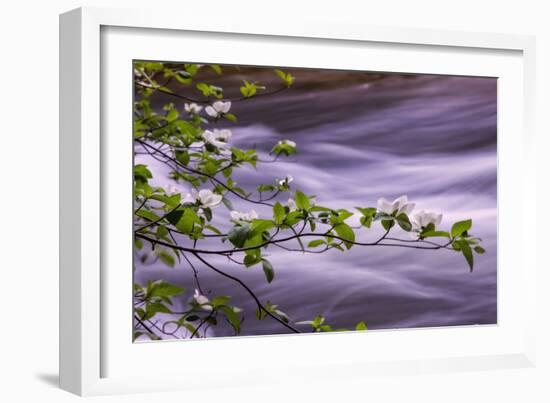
xmin=132 ymin=61 xmax=497 ymax=341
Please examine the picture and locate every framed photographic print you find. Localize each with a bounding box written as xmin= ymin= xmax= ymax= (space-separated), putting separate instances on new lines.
xmin=60 ymin=7 xmax=537 ymax=396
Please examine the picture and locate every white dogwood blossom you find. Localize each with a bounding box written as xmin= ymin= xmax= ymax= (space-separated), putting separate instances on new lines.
xmin=184 ymin=103 xmax=203 ymax=114
xmin=164 ymin=183 xmax=189 ymax=199
xmin=203 ymin=129 xmax=232 ymax=149
xmin=193 ymin=289 xmax=212 ymax=311
xmin=411 ymin=210 xmax=443 ymax=230
xmin=377 ymin=195 xmax=415 ymax=216
xmin=230 ymin=209 xmax=259 ymax=222
xmin=277 ymin=175 xmax=294 ymax=187
xmin=191 ymin=189 xmax=223 ymax=208
xmin=205 ymin=100 xmax=231 ymax=118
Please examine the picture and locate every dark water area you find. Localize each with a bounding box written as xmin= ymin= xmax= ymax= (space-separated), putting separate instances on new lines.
xmin=135 ymin=68 xmax=497 ymax=338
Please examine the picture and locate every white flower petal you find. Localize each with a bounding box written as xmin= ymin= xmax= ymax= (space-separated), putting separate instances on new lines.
xmin=184 ymin=103 xmax=202 ymax=114
xmin=207 ymin=193 xmax=223 ymax=208
xmin=377 ymin=198 xmax=393 ymax=214
xmin=205 ymin=106 xmax=217 ymax=117
xmin=401 ymin=202 xmax=415 ymax=215
xmin=287 ymin=198 xmax=297 ymax=211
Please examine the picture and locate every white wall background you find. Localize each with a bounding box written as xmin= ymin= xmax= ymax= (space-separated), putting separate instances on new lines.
xmin=0 ymin=0 xmax=548 ymax=401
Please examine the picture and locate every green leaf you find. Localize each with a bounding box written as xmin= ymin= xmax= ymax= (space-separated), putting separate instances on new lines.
xmin=166 ymin=107 xmax=179 ymax=122
xmin=257 ymin=184 xmax=275 ymax=193
xmin=227 ymin=224 xmax=251 ymax=248
xmin=262 ymin=259 xmax=275 ymax=283
xmin=249 ymin=219 xmax=275 ymax=238
xmin=165 ymin=209 xmax=184 ymax=226
xmin=451 ymin=219 xmax=472 ymax=238
xmin=333 ymin=223 xmax=355 ymax=249
xmin=196 ymin=82 xmax=210 ymax=96
xmin=308 ymin=239 xmax=326 ymax=248
xmin=334 ymin=210 xmax=354 ymax=223
xmin=143 ymin=301 xmax=171 ymax=320
xmin=221 ymin=306 xmax=241 ymax=333
xmin=211 ymin=296 xmax=231 ymax=307
xmin=356 ymin=207 xmax=376 ymax=228
xmin=312 ymin=315 xmax=325 ymax=328
xmin=360 ymin=216 xmax=373 ymax=228
xmin=149 ymin=280 xmax=184 ymax=298
xmin=274 ymin=69 xmax=295 ymax=87
xmin=156 ymin=249 xmax=175 ymax=267
xmin=356 ymin=207 xmax=377 ymax=217
xmin=175 ymin=150 xmax=190 ymax=165
xmin=421 ymin=230 xmax=450 ymax=238
xmin=136 ymin=209 xmax=161 ymax=223
xmin=295 ymin=190 xmax=310 ymax=210
xmin=224 ymin=113 xmax=237 ymax=122
xmin=205 ymin=224 xmax=222 ymax=235
xmin=381 ymin=219 xmax=395 ymax=231
xmin=222 ymin=197 xmax=234 ymax=211
xmin=175 ymin=208 xmax=201 ymax=234
xmin=396 ymin=213 xmax=412 ymax=232
xmin=474 ymin=246 xmax=486 ymax=254
xmin=134 ymin=164 xmax=152 ymax=183
xmin=459 ymin=240 xmax=474 ymax=272
xmin=209 ymin=64 xmax=222 ymax=75
xmin=240 ymin=80 xmax=257 ymax=98
xmin=244 ymin=254 xmax=262 ymax=267
xmin=283 ymin=210 xmax=304 ymax=227
xmin=273 ymin=202 xmax=285 ymax=225
xmin=355 ymin=321 xmax=368 ymax=331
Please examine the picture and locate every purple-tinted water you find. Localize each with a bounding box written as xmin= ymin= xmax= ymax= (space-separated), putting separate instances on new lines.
xmin=135 ymin=70 xmax=497 ymax=337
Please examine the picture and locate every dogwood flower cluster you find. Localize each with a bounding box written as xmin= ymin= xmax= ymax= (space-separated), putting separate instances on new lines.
xmin=191 ymin=189 xmax=223 ymax=208
xmin=184 ymin=103 xmax=203 ymax=114
xmin=411 ymin=210 xmax=443 ymax=231
xmin=203 ymin=128 xmax=232 ymax=149
xmin=276 ymin=175 xmax=294 ymax=187
xmin=377 ymin=195 xmax=443 ymax=234
xmin=230 ymin=209 xmax=259 ymax=222
xmin=205 ymin=100 xmax=231 ymax=118
xmin=377 ymin=195 xmax=415 ymax=216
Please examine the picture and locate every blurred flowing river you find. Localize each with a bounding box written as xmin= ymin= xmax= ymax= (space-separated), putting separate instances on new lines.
xmin=135 ymin=67 xmax=497 ymax=338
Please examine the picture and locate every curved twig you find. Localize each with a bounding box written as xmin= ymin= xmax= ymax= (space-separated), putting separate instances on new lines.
xmin=191 ymin=252 xmax=300 ymax=334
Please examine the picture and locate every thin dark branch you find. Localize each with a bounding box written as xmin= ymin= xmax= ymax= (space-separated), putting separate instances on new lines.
xmin=182 ymin=250 xmax=204 ymax=294
xmin=134 ymin=315 xmax=159 ymax=338
xmin=191 ymin=252 xmax=300 ymax=334
xmin=136 ymin=231 xmax=453 ymax=255
xmin=134 ymin=203 xmax=181 ymax=233
xmin=137 ymin=139 xmax=276 ymax=207
xmin=190 ymin=310 xmax=216 ymax=339
xmin=147 ymin=319 xmax=179 ymax=339
xmin=134 ymin=197 xmax=149 ymax=214
xmin=385 ymin=236 xmax=454 ymax=249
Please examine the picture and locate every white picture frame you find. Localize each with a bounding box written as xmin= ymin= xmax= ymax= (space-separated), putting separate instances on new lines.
xmin=59 ymin=6 xmax=537 ymax=396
